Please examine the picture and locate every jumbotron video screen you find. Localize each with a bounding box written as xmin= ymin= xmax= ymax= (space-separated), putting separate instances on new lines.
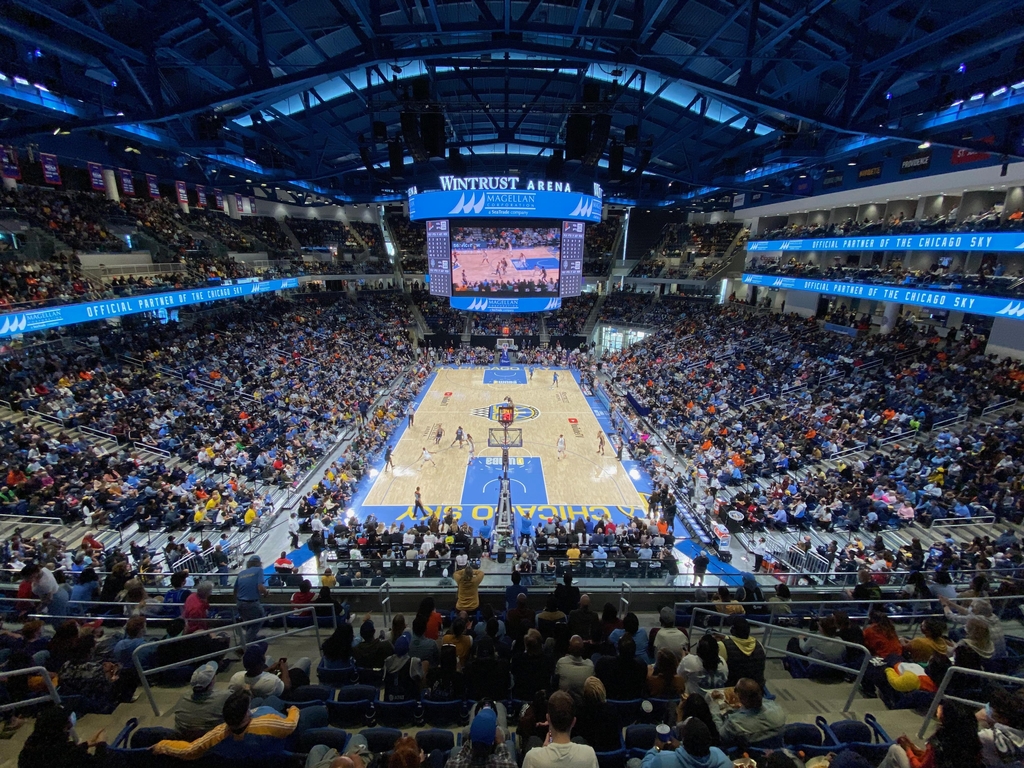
xmin=450 ymin=222 xmax=561 ymax=297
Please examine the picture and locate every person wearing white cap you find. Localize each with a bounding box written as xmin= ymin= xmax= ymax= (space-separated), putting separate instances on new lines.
xmin=170 ymin=662 xmax=232 ymax=739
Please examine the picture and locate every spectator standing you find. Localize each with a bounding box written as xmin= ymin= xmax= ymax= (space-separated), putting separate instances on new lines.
xmin=718 ymin=618 xmax=766 ymax=687
xmin=595 ymin=635 xmax=647 ymax=699
xmin=234 ymin=555 xmax=267 ymax=643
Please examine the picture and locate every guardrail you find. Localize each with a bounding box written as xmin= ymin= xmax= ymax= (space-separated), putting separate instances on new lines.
xmin=26 ymin=407 xmax=68 ymax=428
xmin=619 ymin=581 xmax=633 ymax=616
xmin=81 ymin=263 xmax=188 ymax=279
xmin=131 ymin=605 xmax=331 ymax=716
xmin=688 ymin=608 xmax=871 ymax=712
xmin=982 ymin=398 xmax=1018 ymax=417
xmin=133 ymin=441 xmax=171 ymax=458
xmin=78 ymin=424 xmax=120 ymax=443
xmin=0 ymin=665 xmax=60 ymax=714
xmin=917 ymin=666 xmax=1022 ymax=738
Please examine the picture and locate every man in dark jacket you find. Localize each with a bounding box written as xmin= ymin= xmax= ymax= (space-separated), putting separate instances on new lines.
xmin=595 ymin=635 xmax=647 ymax=699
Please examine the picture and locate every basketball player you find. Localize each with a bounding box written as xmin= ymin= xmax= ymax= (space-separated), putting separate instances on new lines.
xmin=414 ymin=486 xmax=427 ymax=516
xmin=384 ymin=445 xmax=395 ymax=472
xmin=461 ymin=270 xmax=468 ymax=287
xmin=434 ymin=424 xmax=445 ymax=445
xmin=481 ymin=251 xmax=490 ymax=265
xmin=528 ymin=366 xmax=534 ymax=381
xmin=556 ymin=434 xmax=566 ymax=460
xmin=451 ymin=426 xmax=465 ymax=449
xmin=420 ymin=447 xmax=437 ymax=468
xmin=551 ymin=371 xmax=559 ymax=389
xmin=597 ymin=432 xmax=606 ymax=455
xmin=466 ymin=433 xmax=476 ymax=465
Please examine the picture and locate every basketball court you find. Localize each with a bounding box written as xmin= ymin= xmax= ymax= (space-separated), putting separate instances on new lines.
xmin=451 ymin=245 xmax=561 ymax=292
xmin=357 ymin=366 xmax=648 ymax=526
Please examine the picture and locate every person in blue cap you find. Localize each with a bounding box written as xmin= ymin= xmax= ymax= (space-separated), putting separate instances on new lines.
xmin=444 ymin=705 xmax=516 ymax=768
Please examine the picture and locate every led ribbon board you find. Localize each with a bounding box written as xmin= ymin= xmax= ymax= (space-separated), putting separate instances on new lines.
xmin=0 ymin=278 xmax=299 ymax=338
xmin=741 ymin=273 xmax=1024 ymax=319
xmin=409 ymin=188 xmax=603 ymax=222
xmin=747 ymin=233 xmax=1024 ymax=253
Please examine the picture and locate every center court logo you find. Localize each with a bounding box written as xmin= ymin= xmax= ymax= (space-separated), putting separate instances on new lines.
xmin=472 ymin=403 xmax=540 ymax=422
xmin=448 ymin=193 xmax=487 ymax=215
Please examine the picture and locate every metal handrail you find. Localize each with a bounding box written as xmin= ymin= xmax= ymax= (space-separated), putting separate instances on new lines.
xmin=131 ymin=604 xmax=331 ymax=717
xmin=0 ymin=665 xmax=61 ymax=713
xmin=619 ymin=581 xmax=633 ymax=616
xmin=379 ymin=581 xmax=392 ymax=629
xmin=917 ymin=666 xmax=1023 ymax=738
xmin=688 ymin=607 xmax=871 ymax=712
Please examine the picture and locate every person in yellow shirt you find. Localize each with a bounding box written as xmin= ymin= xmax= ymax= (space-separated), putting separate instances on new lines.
xmin=193 ymin=507 xmax=206 ymax=525
xmin=566 ymin=544 xmax=581 ymax=564
xmin=243 ymin=507 xmax=257 ymax=526
xmin=321 ymin=568 xmax=337 ymax=588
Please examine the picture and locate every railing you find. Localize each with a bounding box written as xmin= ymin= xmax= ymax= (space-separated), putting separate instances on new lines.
xmin=78 ymin=424 xmax=119 ymax=443
xmin=918 ymin=667 xmax=1023 ymax=738
xmin=132 ymin=605 xmax=330 ymax=716
xmin=379 ymin=581 xmax=393 ymax=628
xmin=619 ymin=581 xmax=633 ymax=616
xmin=983 ymin=398 xmax=1018 ymax=417
xmin=932 ymin=514 xmax=996 ymax=527
xmin=81 ymin=263 xmax=188 ymax=279
xmin=688 ymin=608 xmax=871 ymax=712
xmin=134 ymin=441 xmax=171 ymax=458
xmin=0 ymin=665 xmax=60 ymax=714
xmin=26 ymin=407 xmax=68 ymax=428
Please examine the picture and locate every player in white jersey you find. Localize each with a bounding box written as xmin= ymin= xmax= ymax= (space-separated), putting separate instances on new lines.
xmin=556 ymin=434 xmax=566 ymax=460
xmin=420 ymin=447 xmax=437 ymax=468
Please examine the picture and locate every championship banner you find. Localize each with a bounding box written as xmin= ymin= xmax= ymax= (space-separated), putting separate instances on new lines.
xmin=40 ymin=153 xmax=61 ymax=185
xmin=146 ymin=174 xmax=160 ymax=198
xmin=195 ymin=185 xmax=206 ymax=209
xmin=249 ymin=195 xmax=257 ymax=215
xmin=214 ymin=188 xmax=224 ymax=210
xmin=235 ymin=193 xmax=244 ymax=213
xmin=175 ymin=181 xmax=188 ymax=205
xmin=119 ymin=169 xmax=134 ymax=196
xmin=87 ymin=162 xmax=105 ymax=191
xmin=1 ymin=146 xmax=21 ymax=180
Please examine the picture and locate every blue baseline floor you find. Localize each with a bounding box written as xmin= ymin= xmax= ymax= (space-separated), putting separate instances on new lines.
xmin=483 ymin=367 xmax=528 ymax=385
xmin=461 ymin=456 xmax=547 ymax=506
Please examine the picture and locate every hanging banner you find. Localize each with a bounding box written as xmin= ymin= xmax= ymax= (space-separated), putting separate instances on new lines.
xmin=175 ymin=181 xmax=188 ymax=205
xmin=899 ymin=150 xmax=932 ymax=175
xmin=87 ymin=162 xmax=105 ymax=191
xmin=1 ymin=146 xmax=21 ymax=180
xmin=195 ymin=184 xmax=206 ymax=209
xmin=146 ymin=174 xmax=160 ymax=198
xmin=40 ymin=153 xmax=61 ymax=185
xmin=119 ymin=169 xmax=134 ymax=196
xmin=249 ymin=195 xmax=257 ymax=215
xmin=951 ymin=147 xmax=990 ymax=165
xmin=235 ymin=193 xmax=244 ymax=213
xmin=214 ymin=188 xmax=224 ymax=210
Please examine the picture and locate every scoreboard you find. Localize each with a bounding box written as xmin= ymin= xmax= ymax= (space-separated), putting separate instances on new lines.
xmin=425 ymin=219 xmax=451 ymax=297
xmin=559 ymin=220 xmax=584 ymax=298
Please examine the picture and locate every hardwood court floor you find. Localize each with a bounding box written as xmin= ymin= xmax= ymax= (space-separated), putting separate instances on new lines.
xmin=362 ymin=366 xmax=646 ymax=518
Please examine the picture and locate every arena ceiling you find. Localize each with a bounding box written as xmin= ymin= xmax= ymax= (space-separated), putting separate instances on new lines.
xmin=4 ymin=0 xmax=1024 ymax=203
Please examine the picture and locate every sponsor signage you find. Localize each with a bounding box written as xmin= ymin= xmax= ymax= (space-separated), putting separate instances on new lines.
xmin=450 ymin=296 xmax=562 ymax=313
xmin=146 ymin=174 xmax=160 ymax=198
xmin=951 ymin=147 xmax=990 ymax=165
xmin=40 ymin=153 xmax=61 ymax=185
xmin=87 ymin=162 xmax=105 ymax=191
xmin=195 ymin=185 xmax=206 ymax=209
xmin=733 ymin=193 xmax=746 ymax=208
xmin=0 ymin=278 xmax=299 ymax=338
xmin=823 ymin=173 xmax=844 ymax=189
xmin=1 ymin=146 xmax=20 ymax=180
xmin=856 ymin=163 xmax=882 ymax=182
xmin=409 ymin=188 xmax=603 ymax=222
xmin=742 ymin=273 xmax=1024 ymax=320
xmin=175 ymin=181 xmax=188 ymax=205
xmin=119 ymin=169 xmax=134 ymax=196
xmin=747 ymin=232 xmax=1024 ymax=253
xmin=899 ymin=150 xmax=932 ymax=174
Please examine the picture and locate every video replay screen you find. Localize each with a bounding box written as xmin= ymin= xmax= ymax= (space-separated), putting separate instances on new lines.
xmin=450 ymin=222 xmax=561 ymax=297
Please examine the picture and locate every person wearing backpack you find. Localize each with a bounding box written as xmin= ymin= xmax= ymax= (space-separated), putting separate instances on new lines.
xmin=382 ymin=636 xmax=423 ymax=702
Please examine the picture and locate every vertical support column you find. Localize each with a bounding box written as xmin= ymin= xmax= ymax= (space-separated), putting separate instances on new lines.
xmin=103 ymin=169 xmax=120 ymax=202
xmin=878 ymin=301 xmax=900 ymax=335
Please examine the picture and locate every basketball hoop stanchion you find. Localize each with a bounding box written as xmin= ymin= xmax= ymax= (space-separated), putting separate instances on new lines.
xmin=488 ymin=404 xmax=521 ymax=558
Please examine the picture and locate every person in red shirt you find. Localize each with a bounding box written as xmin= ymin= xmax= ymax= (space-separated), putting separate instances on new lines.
xmin=273 ymin=551 xmax=294 ymax=573
xmin=863 ymin=610 xmax=903 ymax=658
xmin=183 ymin=581 xmax=214 ymax=634
xmin=290 ymin=580 xmax=316 ymax=616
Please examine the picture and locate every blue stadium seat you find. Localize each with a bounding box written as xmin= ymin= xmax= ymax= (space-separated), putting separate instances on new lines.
xmin=375 ymin=699 xmax=420 ymax=727
xmin=608 ymin=698 xmax=644 ymax=725
xmin=624 ymin=724 xmax=657 ymax=759
xmin=825 ymin=714 xmax=895 ymax=761
xmin=360 ymin=726 xmax=403 ymax=753
xmin=422 ymin=697 xmax=465 ymax=727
